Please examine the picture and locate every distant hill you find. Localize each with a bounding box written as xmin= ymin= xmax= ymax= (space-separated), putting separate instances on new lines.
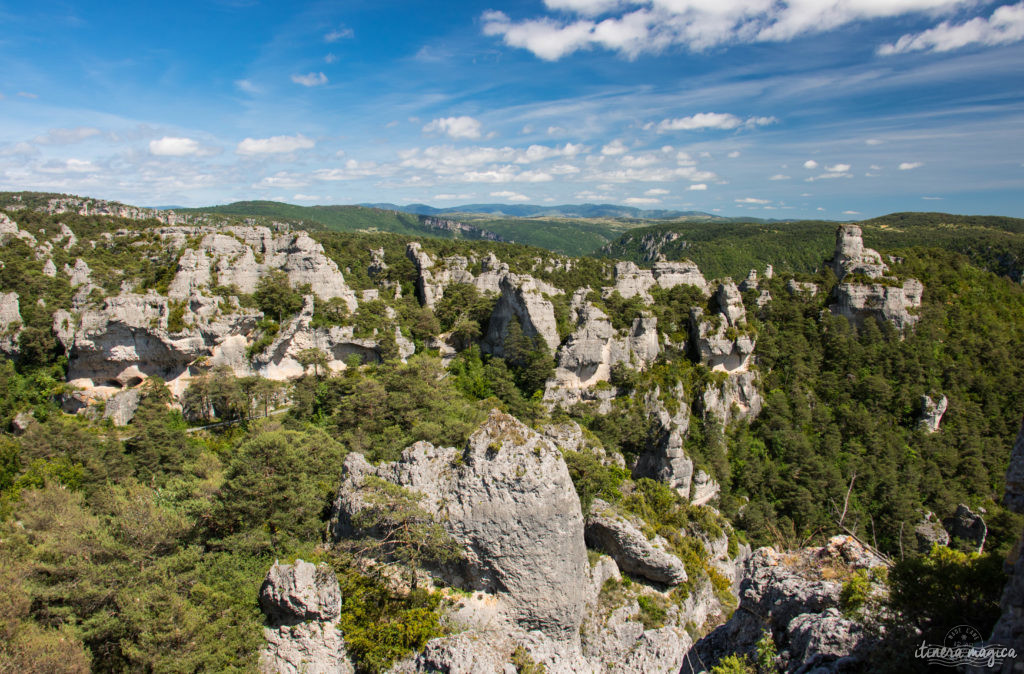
xmin=359 ymin=202 xmax=727 ymax=221
xmin=601 ymin=212 xmax=1024 ymax=280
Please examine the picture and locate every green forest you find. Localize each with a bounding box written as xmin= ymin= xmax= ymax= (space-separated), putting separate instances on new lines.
xmin=0 ymin=199 xmax=1022 ymax=672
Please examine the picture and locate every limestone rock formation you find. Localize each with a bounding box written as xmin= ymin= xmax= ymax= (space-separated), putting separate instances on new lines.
xmin=258 ymin=560 xmax=353 ymax=674
xmin=684 ymin=537 xmax=885 ymax=672
xmin=0 ymin=292 xmax=22 ymax=355
xmin=690 ymin=282 xmax=755 ymax=373
xmin=482 ymin=273 xmax=561 ymax=356
xmin=919 ymin=394 xmax=948 ymax=432
xmin=829 ymin=224 xmax=887 ymax=281
xmin=830 ymin=279 xmax=923 ymax=331
xmin=914 ymin=512 xmax=951 ymax=553
xmin=689 ymin=470 xmax=720 ymax=507
xmin=65 ymin=258 xmax=92 ymax=288
xmin=331 ymin=410 xmax=589 ymax=642
xmin=42 ymin=258 xmax=57 ymax=277
xmin=700 ymin=371 xmax=763 ymax=425
xmin=544 ymin=289 xmax=660 ymax=406
xmin=826 ymin=225 xmax=924 ymax=330
xmin=608 ymin=261 xmax=708 ymax=303
xmin=943 ymin=503 xmax=987 ymax=552
xmin=167 ymin=226 xmax=358 ymax=311
xmin=102 ymin=388 xmax=141 ymax=427
xmin=586 ymin=499 xmax=688 ymax=585
xmin=632 ymin=385 xmax=694 ymax=499
xmin=786 ymin=279 xmax=818 ymax=296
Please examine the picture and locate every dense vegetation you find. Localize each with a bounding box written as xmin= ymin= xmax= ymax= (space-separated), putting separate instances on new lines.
xmin=0 ymin=198 xmax=1022 ymax=672
xmin=602 ymin=213 xmax=1024 ymax=280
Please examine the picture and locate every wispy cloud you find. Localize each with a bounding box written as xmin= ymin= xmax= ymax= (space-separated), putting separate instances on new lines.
xmin=490 ymin=190 xmax=530 ymax=201
xmin=899 ymin=161 xmax=923 ymax=170
xmin=291 ymin=72 xmax=328 ymax=87
xmin=879 ymin=2 xmax=1024 ymax=55
xmin=325 ymin=26 xmax=354 ymax=42
xmin=482 ymin=0 xmax=973 ymax=60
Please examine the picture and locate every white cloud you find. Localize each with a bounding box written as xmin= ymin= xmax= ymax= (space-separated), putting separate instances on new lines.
xmin=825 ymin=163 xmax=851 ymax=173
xmin=237 ymin=134 xmax=315 ymax=155
xmin=899 ymin=161 xmax=923 ymax=170
xmin=434 ymin=193 xmax=474 ymax=200
xmin=651 ymin=113 xmax=776 ymax=133
xmin=291 ymin=72 xmax=328 ymax=87
xmin=149 ymin=136 xmax=200 ymax=157
xmin=547 ymin=125 xmax=567 ymax=135
xmin=39 ymin=158 xmax=98 ymax=174
xmin=484 ymin=1 xmax=974 ymax=59
xmin=843 ymin=210 xmax=861 ymax=215
xmin=644 ymin=188 xmax=669 ymax=196
xmin=727 ymin=150 xmax=741 ymax=158
xmin=423 ymin=116 xmax=483 ymax=140
xmin=865 ymin=138 xmax=883 ymax=146
xmin=803 ymin=159 xmax=819 ymax=169
xmin=325 ymin=53 xmax=338 ymax=64
xmin=769 ymin=174 xmax=790 ymax=180
xmin=550 ymin=163 xmax=581 ymax=174
xmin=325 ymin=27 xmax=354 ymax=42
xmin=736 ymin=197 xmax=770 ymax=204
xmin=879 ymin=2 xmax=1024 ymax=55
xmin=688 ymin=183 xmax=707 ymax=190
xmin=293 ymin=194 xmax=321 ymax=202
xmin=624 ymin=197 xmax=661 ymax=205
xmin=601 ymin=139 xmax=628 ymax=155
xmin=619 ymin=153 xmax=660 ymax=167
xmin=490 ymin=190 xmax=531 ymax=201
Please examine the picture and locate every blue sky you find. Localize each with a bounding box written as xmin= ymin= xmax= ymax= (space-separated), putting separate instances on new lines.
xmin=0 ymin=0 xmax=1022 ymax=219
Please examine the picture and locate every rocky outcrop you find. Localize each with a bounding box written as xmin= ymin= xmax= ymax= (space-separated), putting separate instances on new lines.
xmin=943 ymin=503 xmax=987 ymax=552
xmin=404 ymin=244 xmax=507 ymax=309
xmin=331 ymin=410 xmax=589 ymax=642
xmin=258 ymin=560 xmax=353 ymax=674
xmin=829 ymin=225 xmax=886 ymax=282
xmin=914 ymin=512 xmax=950 ymax=553
xmin=609 ymin=261 xmax=708 ymax=303
xmin=544 ymin=289 xmax=660 ymax=406
xmin=102 ymin=388 xmax=141 ymax=427
xmin=482 ymin=273 xmax=561 ymax=356
xmin=55 ymin=291 xmax=261 ymax=402
xmin=65 ymin=259 xmax=92 ymax=288
xmin=786 ymin=279 xmax=818 ymax=296
xmin=586 ymin=499 xmax=688 ymax=586
xmin=690 ymin=282 xmax=755 ymax=374
xmin=700 ymin=371 xmax=763 ymax=425
xmin=826 ymin=225 xmax=924 ymax=330
xmin=167 ymin=227 xmax=358 ymax=310
xmin=689 ymin=470 xmax=720 ymax=507
xmin=0 ymin=292 xmax=22 ymax=354
xmin=919 ymin=394 xmax=948 ymax=432
xmin=633 ymin=385 xmax=694 ymax=499
xmin=684 ymin=537 xmax=885 ymax=673
xmin=830 ymin=279 xmax=923 ymax=331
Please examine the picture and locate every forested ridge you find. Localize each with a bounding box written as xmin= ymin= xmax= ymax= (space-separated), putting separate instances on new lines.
xmin=0 ymin=199 xmax=1021 ymax=672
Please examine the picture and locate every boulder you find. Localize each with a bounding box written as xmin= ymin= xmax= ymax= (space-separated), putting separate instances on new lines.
xmin=331 ymin=410 xmax=589 ymax=642
xmin=684 ymin=539 xmax=884 ymax=672
xmin=913 ymin=512 xmax=950 ymax=553
xmin=11 ymin=410 xmax=34 ymax=435
xmin=102 ymin=388 xmax=141 ymax=427
xmin=585 ymin=499 xmax=687 ymax=586
xmin=258 ymin=560 xmax=353 ymax=674
xmin=943 ymin=503 xmax=987 ymax=552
